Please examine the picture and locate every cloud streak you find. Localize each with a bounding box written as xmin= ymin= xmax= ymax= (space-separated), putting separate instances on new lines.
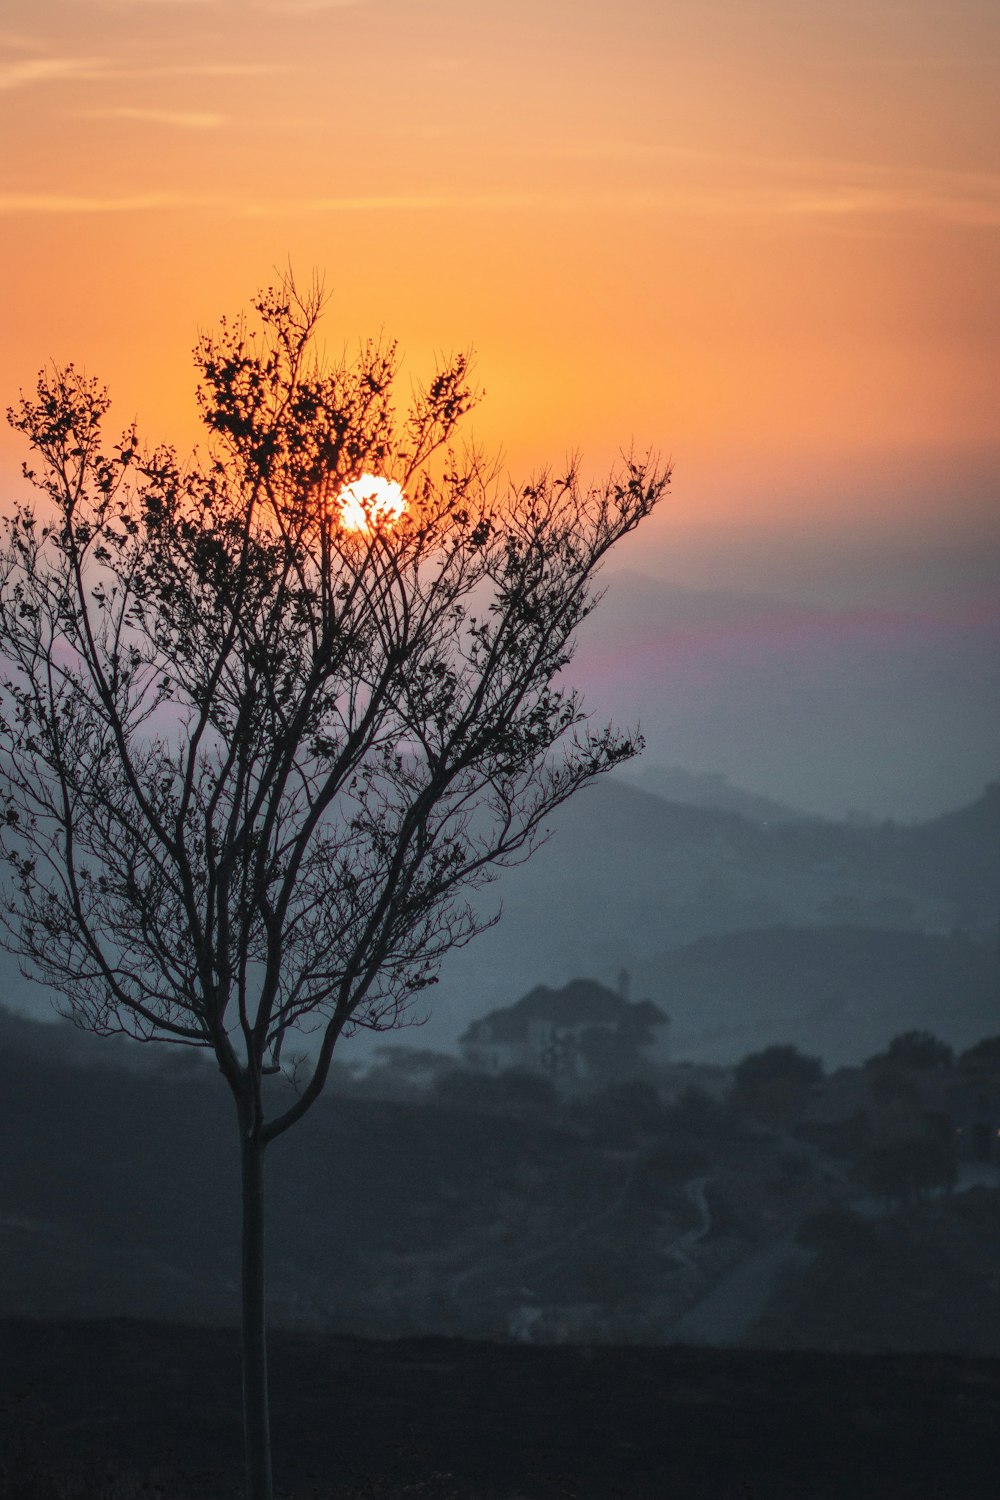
xmin=0 ymin=52 xmax=286 ymax=91
xmin=256 ymin=0 xmax=368 ymax=10
xmin=0 ymin=192 xmax=194 ymax=214
xmin=94 ymin=1 xmax=221 ymax=9
xmin=494 ymin=139 xmax=1000 ymax=230
xmin=0 ymin=57 xmax=111 ymax=90
xmin=301 ymin=183 xmax=1000 ymax=229
xmin=77 ymin=106 xmax=226 ymax=127
xmin=2 ymin=168 xmax=997 ymax=230
xmin=90 ymin=0 xmax=368 ymax=8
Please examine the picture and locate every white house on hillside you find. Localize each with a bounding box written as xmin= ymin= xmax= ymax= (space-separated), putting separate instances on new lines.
xmin=459 ymin=976 xmax=670 ymax=1091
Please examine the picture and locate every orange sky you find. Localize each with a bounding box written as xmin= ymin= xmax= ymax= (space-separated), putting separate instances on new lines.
xmin=2 ymin=0 xmax=998 ymax=599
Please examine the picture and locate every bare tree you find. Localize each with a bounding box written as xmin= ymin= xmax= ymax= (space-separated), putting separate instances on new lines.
xmin=0 ymin=277 xmax=668 ymax=1500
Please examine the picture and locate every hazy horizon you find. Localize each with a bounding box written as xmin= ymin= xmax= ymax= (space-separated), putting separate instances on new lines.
xmin=3 ymin=0 xmax=997 ymax=836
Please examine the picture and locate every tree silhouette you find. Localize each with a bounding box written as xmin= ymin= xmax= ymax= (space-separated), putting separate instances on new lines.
xmin=0 ymin=277 xmax=668 ymax=1500
xmin=732 ymin=1043 xmax=824 ymax=1124
xmin=868 ymin=1030 xmax=955 ymax=1072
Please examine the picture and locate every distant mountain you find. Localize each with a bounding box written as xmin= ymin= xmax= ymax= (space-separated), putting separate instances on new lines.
xmin=571 ymin=570 xmax=1000 ymax=821
xmin=637 ymin=925 xmax=999 ymax=1067
xmin=616 ymin=765 xmax=806 ymax=824
xmin=3 ymin=776 xmax=998 ymax=1073
xmin=891 ymin=781 xmax=1000 ymax=919
xmin=396 ymin=776 xmax=1000 ymax=1062
xmin=0 ymin=1000 xmax=188 ymax=1073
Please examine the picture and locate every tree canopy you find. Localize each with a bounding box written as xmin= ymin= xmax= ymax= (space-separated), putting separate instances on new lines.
xmin=867 ymin=1031 xmax=955 ymax=1072
xmin=0 ymin=276 xmax=668 ymax=1140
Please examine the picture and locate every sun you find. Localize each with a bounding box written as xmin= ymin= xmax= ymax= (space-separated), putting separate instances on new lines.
xmin=337 ymin=474 xmax=407 ymax=532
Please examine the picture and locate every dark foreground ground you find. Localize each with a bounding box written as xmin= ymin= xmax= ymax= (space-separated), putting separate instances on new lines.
xmin=1 ymin=1319 xmax=998 ymax=1499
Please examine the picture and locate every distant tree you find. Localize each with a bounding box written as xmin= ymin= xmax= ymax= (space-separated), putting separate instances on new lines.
xmin=868 ymin=1031 xmax=955 ymax=1072
xmin=0 ymin=276 xmax=668 ymax=1500
xmin=856 ymin=1136 xmax=957 ymax=1206
xmin=960 ymin=1035 xmax=1000 ymax=1066
xmin=732 ymin=1044 xmax=824 ymax=1125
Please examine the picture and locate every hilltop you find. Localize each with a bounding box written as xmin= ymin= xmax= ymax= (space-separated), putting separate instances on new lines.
xmin=412 ymin=776 xmax=1000 ymax=1063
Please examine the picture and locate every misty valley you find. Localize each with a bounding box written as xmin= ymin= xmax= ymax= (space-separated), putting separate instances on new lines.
xmin=412 ymin=770 xmax=1000 ymax=1067
xmin=2 ymin=772 xmax=998 ymax=1497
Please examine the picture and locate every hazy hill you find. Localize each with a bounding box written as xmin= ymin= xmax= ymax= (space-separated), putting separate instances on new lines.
xmin=5 ymin=774 xmax=996 ymax=1069
xmin=637 ymin=925 xmax=998 ymax=1066
xmin=6 ymin=1002 xmax=1000 ymax=1378
xmin=2 ymin=1007 xmax=636 ymax=1332
xmin=572 ymin=569 xmax=1000 ymax=821
xmin=0 ymin=1006 xmax=755 ymax=1338
xmin=616 ymin=764 xmax=807 ymax=824
xmin=411 ymin=776 xmax=1000 ymax=1062
xmin=889 ymin=780 xmax=1000 ymax=919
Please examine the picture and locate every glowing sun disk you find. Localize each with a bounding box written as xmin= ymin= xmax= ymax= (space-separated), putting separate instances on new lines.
xmin=338 ymin=474 xmax=407 ymax=532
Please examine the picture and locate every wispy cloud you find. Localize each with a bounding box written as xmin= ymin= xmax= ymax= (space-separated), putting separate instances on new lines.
xmin=301 ymin=183 xmax=1000 ymax=229
xmin=765 ymin=186 xmax=1000 ymax=227
xmin=729 ymin=164 xmax=1000 ymax=229
xmin=77 ymin=105 xmax=226 ymax=128
xmin=286 ymin=192 xmax=538 ymax=216
xmin=91 ymin=0 xmax=368 ymax=8
xmin=0 ymin=51 xmax=286 ymax=92
xmin=256 ymin=0 xmax=369 ymax=11
xmin=0 ymin=192 xmax=193 ymax=214
xmin=618 ymin=183 xmax=1000 ymax=229
xmin=0 ymin=189 xmax=457 ymax=219
xmin=300 ymin=194 xmax=456 ymax=212
xmin=493 ymin=139 xmax=1000 ymax=230
xmin=3 ymin=175 xmax=997 ymax=229
xmin=173 ymin=62 xmax=287 ymax=76
xmin=0 ymin=57 xmax=111 ymax=90
xmin=96 ymin=1 xmax=221 ymax=9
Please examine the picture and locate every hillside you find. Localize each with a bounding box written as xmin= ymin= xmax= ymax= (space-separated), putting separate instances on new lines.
xmin=1 ymin=1014 xmax=762 ymax=1339
xmin=616 ymin=763 xmax=807 ymax=824
xmin=405 ymin=776 xmax=1000 ymax=1061
xmin=571 ymin=569 xmax=1000 ymax=821
xmin=639 ymin=924 xmax=999 ymax=1065
xmin=5 ymin=1005 xmax=1000 ymax=1363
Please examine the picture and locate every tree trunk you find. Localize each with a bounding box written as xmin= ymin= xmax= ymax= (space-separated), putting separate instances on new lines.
xmin=240 ymin=1123 xmax=273 ymax=1500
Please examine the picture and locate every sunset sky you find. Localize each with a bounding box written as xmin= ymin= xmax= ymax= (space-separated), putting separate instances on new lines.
xmin=1 ymin=0 xmax=998 ymax=813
